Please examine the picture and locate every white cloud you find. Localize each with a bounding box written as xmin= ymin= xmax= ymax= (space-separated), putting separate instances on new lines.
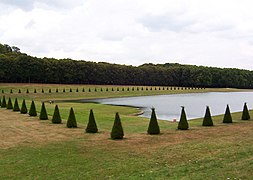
xmin=1 ymin=0 xmax=253 ymax=69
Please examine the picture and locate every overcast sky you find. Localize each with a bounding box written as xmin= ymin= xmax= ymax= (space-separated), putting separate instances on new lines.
xmin=1 ymin=0 xmax=253 ymax=69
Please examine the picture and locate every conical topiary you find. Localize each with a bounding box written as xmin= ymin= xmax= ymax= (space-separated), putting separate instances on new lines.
xmin=241 ymin=102 xmax=250 ymax=120
xmin=67 ymin=107 xmax=77 ymax=128
xmin=76 ymin=88 xmax=79 ymax=92
xmin=202 ymin=106 xmax=213 ymax=126
xmin=0 ymin=99 xmax=1 ymax=107
xmin=42 ymin=89 xmax=44 ymax=93
xmin=10 ymin=89 xmax=13 ymax=93
xmin=39 ymin=102 xmax=48 ymax=120
xmin=178 ymin=106 xmax=189 ymax=130
xmin=82 ymin=88 xmax=85 ymax=92
xmin=34 ymin=89 xmax=37 ymax=93
xmin=26 ymin=89 xmax=29 ymax=93
xmin=20 ymin=99 xmax=27 ymax=114
xmin=147 ymin=108 xmax=160 ymax=134
xmin=63 ymin=88 xmax=65 ymax=92
xmin=56 ymin=88 xmax=58 ymax=93
xmin=18 ymin=89 xmax=21 ymax=93
xmin=6 ymin=97 xmax=13 ymax=109
xmin=49 ymin=89 xmax=51 ymax=93
xmin=69 ymin=88 xmax=72 ymax=92
xmin=29 ymin=100 xmax=37 ymax=116
xmin=52 ymin=105 xmax=62 ymax=124
xmin=86 ymin=109 xmax=98 ymax=133
xmin=223 ymin=104 xmax=232 ymax=123
xmin=13 ymin=98 xmax=20 ymax=111
xmin=111 ymin=112 xmax=124 ymax=139
xmin=1 ymin=96 xmax=6 ymax=108
xmin=2 ymin=90 xmax=4 ymax=93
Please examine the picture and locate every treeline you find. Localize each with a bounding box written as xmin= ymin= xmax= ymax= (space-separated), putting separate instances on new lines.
xmin=0 ymin=43 xmax=252 ymax=88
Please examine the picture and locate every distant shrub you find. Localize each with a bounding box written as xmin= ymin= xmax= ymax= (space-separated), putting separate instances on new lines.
xmin=34 ymin=89 xmax=37 ymax=93
xmin=76 ymin=88 xmax=79 ymax=92
xmin=147 ymin=108 xmax=160 ymax=135
xmin=42 ymin=89 xmax=44 ymax=93
xmin=39 ymin=102 xmax=48 ymax=120
xmin=112 ymin=88 xmax=114 ymax=91
xmin=63 ymin=88 xmax=65 ymax=92
xmin=2 ymin=90 xmax=4 ymax=93
xmin=52 ymin=105 xmax=62 ymax=124
xmin=67 ymin=107 xmax=77 ymax=128
xmin=132 ymin=87 xmax=134 ymax=91
xmin=223 ymin=104 xmax=232 ymax=123
xmin=137 ymin=87 xmax=139 ymax=91
xmin=117 ymin=88 xmax=119 ymax=91
xmin=202 ymin=106 xmax=213 ymax=126
xmin=1 ymin=96 xmax=6 ymax=108
xmin=86 ymin=109 xmax=98 ymax=133
xmin=10 ymin=89 xmax=13 ymax=93
xmin=241 ymin=102 xmax=250 ymax=120
xmin=89 ymin=88 xmax=91 ymax=92
xmin=49 ymin=89 xmax=51 ymax=93
xmin=29 ymin=100 xmax=37 ymax=116
xmin=101 ymin=88 xmax=103 ymax=92
xmin=127 ymin=87 xmax=130 ymax=91
xmin=94 ymin=88 xmax=97 ymax=92
xmin=13 ymin=98 xmax=20 ymax=111
xmin=177 ymin=107 xmax=189 ymax=130
xmin=69 ymin=88 xmax=72 ymax=92
xmin=18 ymin=89 xmax=21 ymax=93
xmin=111 ymin=112 xmax=124 ymax=139
xmin=6 ymin=97 xmax=13 ymax=109
xmin=56 ymin=88 xmax=58 ymax=93
xmin=20 ymin=99 xmax=28 ymax=114
xmin=82 ymin=88 xmax=85 ymax=92
xmin=122 ymin=88 xmax=124 ymax=91
xmin=26 ymin=89 xmax=29 ymax=93
xmin=106 ymin=88 xmax=109 ymax=91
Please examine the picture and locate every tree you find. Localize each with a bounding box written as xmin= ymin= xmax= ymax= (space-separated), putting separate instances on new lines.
xmin=1 ymin=96 xmax=6 ymax=108
xmin=20 ymin=99 xmax=28 ymax=114
xmin=241 ymin=102 xmax=250 ymax=120
xmin=67 ymin=107 xmax=77 ymax=128
xmin=26 ymin=89 xmax=29 ymax=93
xmin=13 ymin=98 xmax=20 ymax=111
xmin=223 ymin=104 xmax=232 ymax=123
xmin=6 ymin=97 xmax=13 ymax=109
xmin=86 ymin=109 xmax=98 ymax=133
xmin=52 ymin=105 xmax=62 ymax=124
xmin=147 ymin=108 xmax=160 ymax=134
xmin=202 ymin=106 xmax=213 ymax=126
xmin=18 ymin=89 xmax=21 ymax=93
xmin=178 ymin=106 xmax=189 ymax=130
xmin=39 ymin=102 xmax=48 ymax=120
xmin=76 ymin=88 xmax=79 ymax=92
xmin=111 ymin=112 xmax=124 ymax=139
xmin=29 ymin=100 xmax=37 ymax=116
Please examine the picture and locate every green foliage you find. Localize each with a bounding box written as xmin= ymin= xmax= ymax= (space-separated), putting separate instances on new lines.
xmin=69 ymin=88 xmax=72 ymax=92
xmin=147 ymin=108 xmax=160 ymax=135
xmin=52 ymin=105 xmax=62 ymax=124
xmin=49 ymin=89 xmax=51 ymax=93
xmin=2 ymin=90 xmax=4 ymax=93
xmin=41 ymin=89 xmax=44 ymax=93
xmin=20 ymin=99 xmax=27 ymax=114
xmin=111 ymin=112 xmax=124 ymax=139
xmin=34 ymin=89 xmax=37 ymax=93
xmin=177 ymin=107 xmax=189 ymax=130
xmin=26 ymin=89 xmax=29 ymax=93
xmin=223 ymin=104 xmax=232 ymax=123
xmin=1 ymin=96 xmax=6 ymax=108
xmin=18 ymin=89 xmax=21 ymax=93
xmin=13 ymin=98 xmax=20 ymax=111
xmin=202 ymin=106 xmax=213 ymax=126
xmin=29 ymin=100 xmax=37 ymax=116
xmin=66 ymin=107 xmax=77 ymax=128
xmin=39 ymin=102 xmax=48 ymax=120
xmin=101 ymin=88 xmax=103 ymax=92
xmin=94 ymin=88 xmax=97 ymax=92
xmin=86 ymin=109 xmax=98 ymax=133
xmin=241 ymin=102 xmax=250 ymax=120
xmin=82 ymin=88 xmax=85 ymax=92
xmin=76 ymin=88 xmax=78 ymax=92
xmin=63 ymin=88 xmax=65 ymax=92
xmin=6 ymin=97 xmax=13 ymax=109
xmin=10 ymin=89 xmax=13 ymax=93
xmin=56 ymin=88 xmax=58 ymax=93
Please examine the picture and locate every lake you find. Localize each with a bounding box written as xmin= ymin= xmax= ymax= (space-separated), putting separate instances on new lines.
xmin=82 ymin=92 xmax=253 ymax=121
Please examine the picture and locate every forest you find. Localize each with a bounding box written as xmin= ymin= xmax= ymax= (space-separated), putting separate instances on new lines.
xmin=0 ymin=43 xmax=252 ymax=88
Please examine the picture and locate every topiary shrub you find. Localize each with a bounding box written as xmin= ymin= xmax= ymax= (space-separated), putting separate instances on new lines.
xmin=111 ymin=112 xmax=124 ymax=139
xmin=49 ymin=89 xmax=51 ymax=93
xmin=82 ymin=88 xmax=85 ymax=92
xmin=2 ymin=90 xmax=4 ymax=93
xmin=241 ymin=102 xmax=250 ymax=120
xmin=67 ymin=107 xmax=77 ymax=128
xmin=101 ymin=88 xmax=103 ymax=92
xmin=56 ymin=88 xmax=58 ymax=93
xmin=147 ymin=108 xmax=160 ymax=135
xmin=13 ymin=98 xmax=20 ymax=111
xmin=0 ymin=99 xmax=1 ymax=107
xmin=106 ymin=88 xmax=109 ymax=92
xmin=34 ymin=89 xmax=37 ymax=93
xmin=117 ymin=88 xmax=119 ymax=91
xmin=29 ymin=100 xmax=37 ymax=116
xmin=26 ymin=89 xmax=29 ymax=93
xmin=94 ymin=88 xmax=97 ymax=92
xmin=86 ymin=109 xmax=98 ymax=133
xmin=76 ymin=88 xmax=79 ymax=92
xmin=20 ymin=99 xmax=28 ymax=114
xmin=69 ymin=88 xmax=72 ymax=92
xmin=127 ymin=87 xmax=130 ymax=91
xmin=132 ymin=87 xmax=134 ymax=91
xmin=63 ymin=88 xmax=65 ymax=92
xmin=6 ymin=97 xmax=13 ymax=109
xmin=202 ymin=106 xmax=213 ymax=126
xmin=122 ymin=88 xmax=124 ymax=91
xmin=177 ymin=106 xmax=189 ymax=130
xmin=39 ymin=102 xmax=48 ymax=120
xmin=41 ymin=89 xmax=44 ymax=93
xmin=52 ymin=105 xmax=62 ymax=124
xmin=89 ymin=88 xmax=91 ymax=92
xmin=223 ymin=104 xmax=232 ymax=123
xmin=18 ymin=89 xmax=21 ymax=93
xmin=10 ymin=89 xmax=13 ymax=93
xmin=1 ymin=96 xmax=6 ymax=108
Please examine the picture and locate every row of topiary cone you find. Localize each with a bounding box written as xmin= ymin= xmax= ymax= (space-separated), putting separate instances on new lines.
xmin=147 ymin=103 xmax=251 ymax=134
xmin=0 ymin=96 xmax=123 ymax=139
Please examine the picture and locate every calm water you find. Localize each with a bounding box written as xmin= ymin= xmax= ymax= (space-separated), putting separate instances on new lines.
xmin=84 ymin=92 xmax=253 ymax=121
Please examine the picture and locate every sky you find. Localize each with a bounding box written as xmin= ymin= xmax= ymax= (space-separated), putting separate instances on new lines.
xmin=1 ymin=0 xmax=253 ymax=69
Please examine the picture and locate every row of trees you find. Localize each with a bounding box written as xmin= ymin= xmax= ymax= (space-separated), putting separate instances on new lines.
xmin=0 ymin=43 xmax=253 ymax=88
xmin=1 ymin=96 xmax=251 ymax=139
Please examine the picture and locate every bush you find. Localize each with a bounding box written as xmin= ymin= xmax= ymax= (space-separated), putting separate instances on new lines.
xmin=39 ymin=102 xmax=48 ymax=120
xmin=111 ymin=112 xmax=124 ymax=139
xmin=89 ymin=88 xmax=91 ymax=92
xmin=82 ymin=88 xmax=85 ymax=92
xmin=241 ymin=102 xmax=250 ymax=120
xmin=202 ymin=106 xmax=213 ymax=126
xmin=18 ymin=89 xmax=21 ymax=93
xmin=52 ymin=105 xmax=62 ymax=124
xmin=56 ymin=88 xmax=58 ymax=93
xmin=26 ymin=89 xmax=29 ymax=93
xmin=49 ymin=89 xmax=51 ymax=93
xmin=41 ymin=89 xmax=44 ymax=93
xmin=29 ymin=100 xmax=37 ymax=116
xmin=66 ymin=107 xmax=77 ymax=128
xmin=69 ymin=88 xmax=72 ymax=92
xmin=177 ymin=107 xmax=189 ymax=130
xmin=20 ymin=99 xmax=28 ymax=114
xmin=13 ymin=98 xmax=20 ymax=111
xmin=2 ymin=90 xmax=4 ymax=93
xmin=147 ymin=108 xmax=160 ymax=135
xmin=1 ymin=96 xmax=6 ymax=108
xmin=6 ymin=97 xmax=13 ymax=109
xmin=63 ymin=88 xmax=65 ymax=92
xmin=76 ymin=88 xmax=79 ymax=92
xmin=223 ymin=104 xmax=232 ymax=123
xmin=10 ymin=89 xmax=13 ymax=93
xmin=34 ymin=89 xmax=37 ymax=93
xmin=86 ymin=109 xmax=98 ymax=133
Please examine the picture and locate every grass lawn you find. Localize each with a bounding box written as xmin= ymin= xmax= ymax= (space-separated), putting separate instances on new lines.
xmin=0 ymin=83 xmax=253 ymax=179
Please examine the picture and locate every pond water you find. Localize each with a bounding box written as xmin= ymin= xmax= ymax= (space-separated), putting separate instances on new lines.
xmin=82 ymin=92 xmax=253 ymax=121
